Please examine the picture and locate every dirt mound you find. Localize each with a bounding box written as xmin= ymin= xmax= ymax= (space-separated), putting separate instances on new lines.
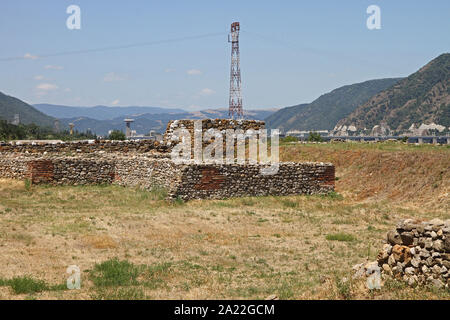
xmin=281 ymin=144 xmax=450 ymax=210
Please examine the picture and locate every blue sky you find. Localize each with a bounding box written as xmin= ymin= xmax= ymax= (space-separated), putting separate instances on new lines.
xmin=0 ymin=0 xmax=449 ymax=110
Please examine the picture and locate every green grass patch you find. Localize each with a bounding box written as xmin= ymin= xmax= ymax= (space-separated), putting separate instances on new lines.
xmin=0 ymin=276 xmax=66 ymax=295
xmin=90 ymin=258 xmax=141 ymax=287
xmin=326 ymin=233 xmax=356 ymax=242
xmin=323 ymin=191 xmax=344 ymax=200
xmin=281 ymin=199 xmax=298 ymax=208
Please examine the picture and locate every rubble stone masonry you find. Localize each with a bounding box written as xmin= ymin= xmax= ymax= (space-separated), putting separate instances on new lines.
xmin=0 ymin=119 xmax=335 ymax=200
xmin=0 ymin=153 xmax=334 ymax=200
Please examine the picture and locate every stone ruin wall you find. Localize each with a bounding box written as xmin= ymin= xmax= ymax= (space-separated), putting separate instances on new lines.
xmin=164 ymin=119 xmax=265 ymax=147
xmin=175 ymin=162 xmax=335 ymax=200
xmin=0 ymin=119 xmax=335 ymax=200
xmin=355 ymin=218 xmax=450 ymax=289
xmin=0 ymin=153 xmax=335 ymax=200
xmin=0 ymin=139 xmax=169 ymax=154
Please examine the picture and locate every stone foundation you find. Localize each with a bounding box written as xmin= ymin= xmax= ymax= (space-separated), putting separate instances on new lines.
xmin=0 ymin=153 xmax=335 ymax=200
xmin=0 ymin=119 xmax=335 ymax=200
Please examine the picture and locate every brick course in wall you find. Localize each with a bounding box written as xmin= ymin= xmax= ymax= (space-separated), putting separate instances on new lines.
xmin=28 ymin=160 xmax=54 ymax=184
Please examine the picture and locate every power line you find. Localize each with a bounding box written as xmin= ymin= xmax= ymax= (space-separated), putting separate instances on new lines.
xmin=0 ymin=32 xmax=227 ymax=62
xmin=242 ymin=30 xmax=406 ymax=74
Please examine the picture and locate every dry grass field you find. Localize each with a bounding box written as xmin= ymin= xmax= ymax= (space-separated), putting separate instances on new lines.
xmin=0 ymin=142 xmax=449 ymax=300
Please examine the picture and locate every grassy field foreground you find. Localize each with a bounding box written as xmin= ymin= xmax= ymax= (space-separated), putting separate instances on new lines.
xmin=0 ymin=142 xmax=449 ymax=300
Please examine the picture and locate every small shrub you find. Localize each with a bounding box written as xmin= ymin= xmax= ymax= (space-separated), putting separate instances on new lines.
xmin=90 ymin=259 xmax=141 ymax=287
xmin=281 ymin=136 xmax=298 ymax=143
xmin=308 ymin=132 xmax=324 ymax=142
xmin=8 ymin=276 xmax=48 ymax=294
xmin=108 ymin=130 xmax=126 ymax=141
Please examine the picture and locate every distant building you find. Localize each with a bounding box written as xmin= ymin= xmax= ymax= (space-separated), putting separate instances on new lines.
xmin=286 ymin=130 xmax=329 ymax=138
xmin=12 ymin=114 xmax=20 ymax=125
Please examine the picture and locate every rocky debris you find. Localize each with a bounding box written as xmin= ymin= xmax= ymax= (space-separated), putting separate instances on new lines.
xmin=355 ymin=219 xmax=450 ymax=289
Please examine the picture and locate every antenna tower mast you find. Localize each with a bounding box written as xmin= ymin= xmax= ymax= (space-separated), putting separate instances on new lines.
xmin=228 ymin=22 xmax=243 ymax=119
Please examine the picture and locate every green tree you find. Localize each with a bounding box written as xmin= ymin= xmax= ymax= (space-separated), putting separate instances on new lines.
xmin=108 ymin=130 xmax=126 ymax=141
xmin=308 ymin=131 xmax=324 ymax=142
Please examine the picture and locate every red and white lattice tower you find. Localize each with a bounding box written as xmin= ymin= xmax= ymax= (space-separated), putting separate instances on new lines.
xmin=228 ymin=22 xmax=243 ymax=119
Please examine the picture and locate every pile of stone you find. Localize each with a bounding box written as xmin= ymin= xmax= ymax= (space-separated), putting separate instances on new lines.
xmin=356 ymin=219 xmax=450 ymax=289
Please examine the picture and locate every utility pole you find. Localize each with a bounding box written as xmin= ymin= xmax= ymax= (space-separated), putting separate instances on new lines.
xmin=228 ymin=22 xmax=243 ymax=119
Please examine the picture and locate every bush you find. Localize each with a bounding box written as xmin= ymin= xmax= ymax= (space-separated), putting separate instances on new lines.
xmin=281 ymin=136 xmax=298 ymax=143
xmin=8 ymin=276 xmax=49 ymax=294
xmin=90 ymin=259 xmax=141 ymax=287
xmin=108 ymin=130 xmax=126 ymax=141
xmin=308 ymin=132 xmax=324 ymax=142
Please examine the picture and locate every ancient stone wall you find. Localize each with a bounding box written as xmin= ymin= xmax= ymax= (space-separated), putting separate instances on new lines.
xmin=113 ymin=157 xmax=183 ymax=195
xmin=0 ymin=156 xmax=29 ymax=180
xmin=0 ymin=118 xmax=335 ymax=200
xmin=164 ymin=119 xmax=265 ymax=146
xmin=0 ymin=139 xmax=169 ymax=154
xmin=174 ymin=162 xmax=335 ymax=200
xmin=0 ymin=153 xmax=335 ymax=200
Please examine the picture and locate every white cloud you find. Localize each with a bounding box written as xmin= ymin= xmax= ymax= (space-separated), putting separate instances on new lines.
xmin=24 ymin=53 xmax=38 ymax=60
xmin=103 ymin=72 xmax=126 ymax=82
xmin=45 ymin=65 xmax=63 ymax=70
xmin=199 ymin=88 xmax=215 ymax=96
xmin=111 ymin=99 xmax=120 ymax=106
xmin=165 ymin=68 xmax=175 ymax=73
xmin=187 ymin=69 xmax=202 ymax=75
xmin=36 ymin=83 xmax=58 ymax=91
xmin=64 ymin=88 xmax=72 ymax=93
xmin=34 ymin=75 xmax=44 ymax=80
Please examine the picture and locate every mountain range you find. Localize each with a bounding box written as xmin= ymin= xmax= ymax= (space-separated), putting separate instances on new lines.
xmin=56 ymin=108 xmax=276 ymax=136
xmin=1 ymin=53 xmax=449 ymax=137
xmin=0 ymin=92 xmax=54 ymax=127
xmin=336 ymin=53 xmax=450 ymax=134
xmin=265 ymin=78 xmax=403 ymax=132
xmin=33 ymin=104 xmax=186 ymax=120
